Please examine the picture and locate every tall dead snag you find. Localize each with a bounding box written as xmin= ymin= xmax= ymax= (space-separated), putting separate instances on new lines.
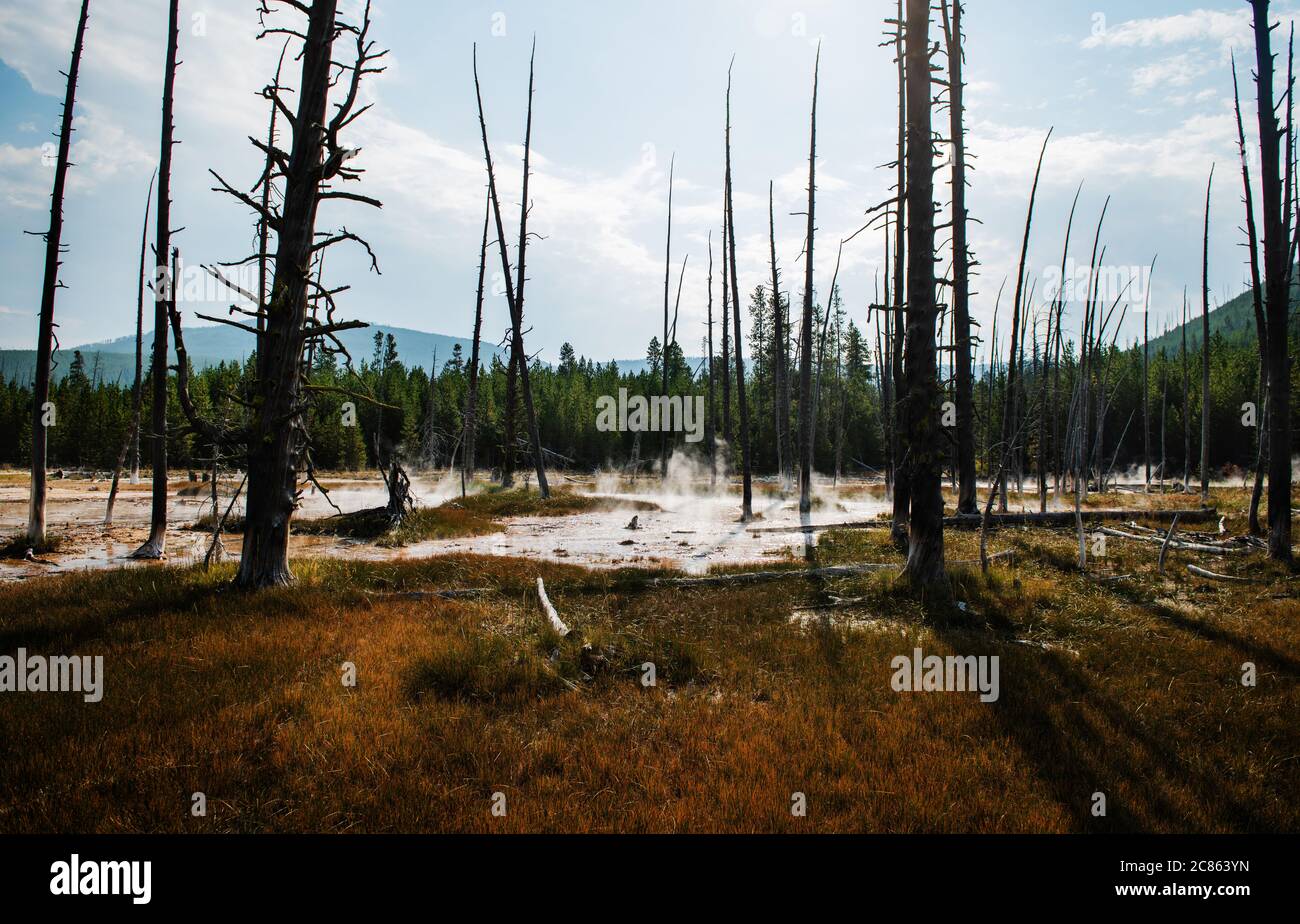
xmin=501 ymin=346 xmax=518 ymax=486
xmin=26 ymin=0 xmax=90 ymax=547
xmin=719 ymin=197 xmax=731 ymax=449
xmin=1141 ymin=255 xmax=1156 ymax=490
xmin=1181 ymin=288 xmax=1191 ymax=489
xmin=1233 ymin=53 xmax=1269 ymax=534
xmin=1251 ymin=0 xmax=1293 ymax=562
xmin=768 ymin=182 xmax=792 ymax=493
xmin=939 ymin=0 xmax=976 ymax=516
xmin=1200 ymin=164 xmax=1213 ymax=505
xmin=463 ymin=189 xmax=490 ymax=484
xmin=889 ymin=0 xmax=909 ymax=547
xmin=474 ymin=39 xmax=549 ymax=498
xmin=1046 ymin=182 xmax=1082 ymax=507
xmin=724 ymin=61 xmax=752 ymax=520
xmin=900 ymin=0 xmax=945 ymax=593
xmin=178 ymin=0 xmax=386 ymax=586
xmin=105 ymin=168 xmax=155 ymax=526
xmin=256 ymin=41 xmax=289 ymax=336
xmin=999 ymin=129 xmax=1051 ymax=513
xmin=705 ymin=231 xmax=716 ymax=481
xmin=132 ymin=0 xmax=179 ymax=560
xmin=797 ymin=45 xmax=820 ymax=515
xmin=661 ymin=155 xmax=675 ymax=479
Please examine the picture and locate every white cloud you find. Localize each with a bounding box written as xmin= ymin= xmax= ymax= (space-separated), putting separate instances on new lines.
xmin=1132 ymin=52 xmax=1208 ymax=93
xmin=1081 ymin=10 xmax=1252 ymax=50
xmin=970 ymin=111 xmax=1236 ymax=190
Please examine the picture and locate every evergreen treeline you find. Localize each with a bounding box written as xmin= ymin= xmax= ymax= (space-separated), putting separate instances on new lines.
xmin=4 ymin=305 xmax=1293 ymax=485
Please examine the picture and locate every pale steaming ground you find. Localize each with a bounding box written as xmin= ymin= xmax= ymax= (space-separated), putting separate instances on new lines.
xmin=0 ymin=457 xmax=890 ymax=579
xmin=6 ymin=453 xmax=1294 ymax=580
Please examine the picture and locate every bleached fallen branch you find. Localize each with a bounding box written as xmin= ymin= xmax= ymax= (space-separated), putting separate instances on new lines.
xmin=1186 ymin=564 xmax=1256 ymax=583
xmin=1096 ymin=526 xmax=1238 ymax=555
xmin=651 ymin=552 xmax=1015 ymax=589
xmin=536 ymin=577 xmax=572 ymax=637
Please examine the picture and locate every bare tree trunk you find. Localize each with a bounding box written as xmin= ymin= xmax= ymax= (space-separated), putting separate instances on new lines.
xmin=105 ymin=168 xmax=155 ymax=526
xmin=890 ymin=0 xmax=910 ymax=547
xmin=706 ymin=231 xmax=716 ymax=482
xmin=1234 ymin=51 xmax=1270 ymax=536
xmin=661 ymin=155 xmax=674 ymax=480
xmin=129 ymin=171 xmax=156 ymax=487
xmin=901 ymin=0 xmax=945 ymax=594
xmin=502 ymin=345 xmax=517 ymax=487
xmin=1142 ymin=256 xmax=1157 ymax=490
xmin=1160 ymin=363 xmax=1168 ymax=491
xmin=1251 ymin=0 xmax=1294 ymax=562
xmin=235 ymin=0 xmax=341 ymax=585
xmin=1182 ymin=289 xmax=1190 ymax=489
xmin=940 ymin=0 xmax=976 ymax=516
xmin=256 ymin=42 xmax=288 ymax=338
xmin=797 ymin=47 xmax=820 ymax=515
xmin=26 ymin=0 xmax=90 ymax=548
xmin=474 ymin=40 xmax=549 ymax=498
xmin=768 ymin=182 xmax=791 ymax=493
xmin=720 ymin=206 xmax=731 ymax=451
xmin=463 ymin=190 xmax=490 ymax=483
xmin=132 ymin=0 xmax=178 ymax=560
xmin=1200 ymin=164 xmax=1213 ymax=505
xmin=999 ymin=130 xmax=1050 ymax=516
xmin=724 ymin=63 xmax=752 ymax=521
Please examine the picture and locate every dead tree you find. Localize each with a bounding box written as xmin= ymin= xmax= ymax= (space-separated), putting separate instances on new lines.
xmin=1182 ymin=288 xmax=1191 ymax=489
xmin=998 ymin=129 xmax=1051 ymax=512
xmin=724 ymin=61 xmax=752 ymax=520
xmin=132 ymin=0 xmax=179 ymax=560
xmin=889 ymin=0 xmax=909 ymax=547
xmin=105 ymin=168 xmax=155 ymax=526
xmin=719 ymin=195 xmax=731 ymax=449
xmin=463 ymin=190 xmax=490 ymax=484
xmin=26 ymin=0 xmax=90 ymax=547
xmin=1142 ymin=255 xmax=1157 ymax=490
xmin=768 ymin=182 xmax=792 ymax=493
xmin=474 ymin=39 xmax=550 ymax=498
xmin=661 ymin=155 xmax=675 ymax=479
xmin=256 ymin=41 xmax=289 ymax=336
xmin=1251 ymin=0 xmax=1294 ymax=562
xmin=797 ymin=45 xmax=820 ymax=515
xmin=705 ymin=231 xmax=716 ymax=481
xmin=173 ymin=0 xmax=387 ymax=586
xmin=939 ymin=0 xmax=976 ymax=516
xmin=1200 ymin=164 xmax=1213 ymax=504
xmin=1050 ymin=186 xmax=1081 ymax=500
xmin=900 ymin=0 xmax=945 ymax=593
xmin=502 ymin=344 xmax=518 ymax=486
xmin=1233 ymin=52 xmax=1269 ymax=534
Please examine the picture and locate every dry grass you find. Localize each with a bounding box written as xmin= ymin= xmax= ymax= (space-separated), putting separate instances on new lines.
xmin=0 ymin=486 xmax=1296 ymax=833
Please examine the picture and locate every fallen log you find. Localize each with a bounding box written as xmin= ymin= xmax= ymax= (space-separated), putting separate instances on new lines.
xmin=1095 ymin=526 xmax=1238 ymax=555
xmin=1186 ymin=564 xmax=1256 ymax=583
xmin=652 ymin=562 xmax=898 ymax=588
xmin=947 ymin=508 xmax=1219 ymax=529
xmin=652 ymin=551 xmax=1015 ymax=589
xmin=365 ymin=588 xmax=489 ymax=601
xmin=747 ymin=508 xmax=1219 ymax=535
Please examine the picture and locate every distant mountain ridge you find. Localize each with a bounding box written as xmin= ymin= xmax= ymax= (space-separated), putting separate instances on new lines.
xmin=0 ymin=321 xmax=702 ymax=385
xmin=1147 ymin=279 xmax=1300 ymax=356
xmin=0 ymin=323 xmax=508 ymax=385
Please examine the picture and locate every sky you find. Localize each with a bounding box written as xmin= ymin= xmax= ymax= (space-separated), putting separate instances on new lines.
xmin=0 ymin=0 xmax=1295 ymax=364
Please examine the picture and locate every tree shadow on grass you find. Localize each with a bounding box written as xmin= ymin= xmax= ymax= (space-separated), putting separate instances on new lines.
xmin=924 ymin=581 xmax=1268 ymax=832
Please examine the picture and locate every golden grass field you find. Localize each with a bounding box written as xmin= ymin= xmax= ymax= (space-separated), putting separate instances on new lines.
xmin=0 ymin=485 xmax=1296 ymax=833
